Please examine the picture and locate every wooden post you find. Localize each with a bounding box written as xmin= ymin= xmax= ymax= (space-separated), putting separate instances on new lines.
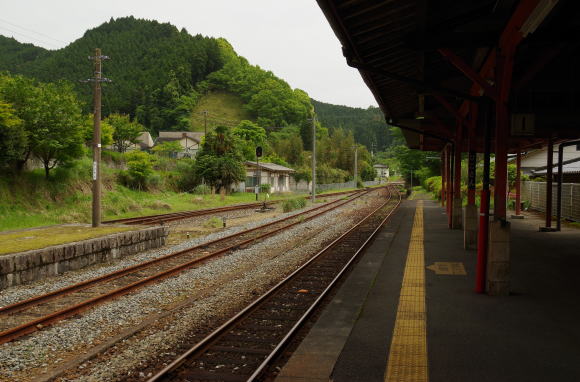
xmin=92 ymin=48 xmax=102 ymax=228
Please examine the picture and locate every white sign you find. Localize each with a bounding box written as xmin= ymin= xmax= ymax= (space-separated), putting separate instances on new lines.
xmin=511 ymin=113 xmax=535 ymax=136
xmin=92 ymin=161 xmax=97 ymax=180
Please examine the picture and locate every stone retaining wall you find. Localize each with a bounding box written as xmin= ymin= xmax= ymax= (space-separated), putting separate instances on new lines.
xmin=0 ymin=226 xmax=168 ymax=290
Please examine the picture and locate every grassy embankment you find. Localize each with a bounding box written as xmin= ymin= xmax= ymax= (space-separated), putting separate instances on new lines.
xmin=0 ymin=170 xmax=308 ymax=232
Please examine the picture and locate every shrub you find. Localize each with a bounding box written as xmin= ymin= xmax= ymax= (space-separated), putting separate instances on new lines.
xmin=260 ymin=183 xmax=271 ymax=193
xmin=193 ymin=184 xmax=211 ymax=195
xmin=425 ymin=176 xmax=442 ymax=199
xmin=119 ymin=151 xmax=155 ymax=190
xmin=282 ymin=197 xmax=307 ymax=212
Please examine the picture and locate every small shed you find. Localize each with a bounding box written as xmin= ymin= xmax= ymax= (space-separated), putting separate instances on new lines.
xmin=373 ymin=164 xmax=390 ymax=179
xmin=242 ymin=162 xmax=295 ymax=193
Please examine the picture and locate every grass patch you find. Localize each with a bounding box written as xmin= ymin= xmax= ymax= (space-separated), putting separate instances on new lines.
xmin=282 ymin=198 xmax=307 ymax=213
xmin=190 ymin=90 xmax=252 ymax=132
xmin=0 ymin=225 xmax=134 ymax=255
xmin=203 ymin=217 xmax=224 ymax=229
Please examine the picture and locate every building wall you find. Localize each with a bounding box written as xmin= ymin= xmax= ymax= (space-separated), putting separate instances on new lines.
xmin=243 ymin=169 xmax=291 ymax=193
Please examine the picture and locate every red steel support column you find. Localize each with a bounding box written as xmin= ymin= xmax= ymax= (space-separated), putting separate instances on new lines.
xmin=476 ymin=104 xmax=491 ymax=293
xmin=544 ymin=138 xmax=554 ymax=228
xmin=447 ymin=146 xmax=454 ymax=228
xmin=464 ymin=102 xmax=479 ymax=248
xmin=452 ymin=120 xmax=463 ymax=229
xmin=441 ymin=150 xmax=446 ymax=206
xmin=515 ymin=150 xmax=522 ymax=215
xmin=467 ymin=103 xmax=478 ymax=205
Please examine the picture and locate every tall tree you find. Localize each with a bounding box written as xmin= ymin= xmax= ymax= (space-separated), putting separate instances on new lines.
xmin=0 ymin=100 xmax=26 ymax=171
xmin=108 ymin=113 xmax=144 ymax=153
xmin=194 ymin=125 xmax=245 ymax=193
xmin=31 ymin=81 xmax=84 ymax=178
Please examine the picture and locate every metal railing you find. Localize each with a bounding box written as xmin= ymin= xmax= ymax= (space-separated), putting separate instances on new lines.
xmin=521 ymin=181 xmax=580 ymax=221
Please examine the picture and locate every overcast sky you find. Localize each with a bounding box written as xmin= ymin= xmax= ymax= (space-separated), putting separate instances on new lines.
xmin=0 ymin=0 xmax=378 ymax=108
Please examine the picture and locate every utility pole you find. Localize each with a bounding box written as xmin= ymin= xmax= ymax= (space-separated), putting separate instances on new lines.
xmin=203 ymin=110 xmax=208 ymax=136
xmin=85 ymin=48 xmax=110 ymax=228
xmin=353 ymin=145 xmax=358 ymax=188
xmin=311 ymin=115 xmax=316 ymax=204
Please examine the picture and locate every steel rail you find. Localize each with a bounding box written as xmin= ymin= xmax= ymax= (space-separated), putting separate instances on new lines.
xmin=147 ymin=185 xmax=402 ymax=382
xmin=104 ymin=189 xmax=363 ymax=225
xmin=0 ymin=188 xmax=378 ymax=345
xmin=0 ymin=191 xmax=363 ymax=316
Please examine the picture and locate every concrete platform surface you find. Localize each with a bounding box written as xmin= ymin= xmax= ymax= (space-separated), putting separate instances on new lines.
xmin=275 ymin=198 xmax=580 ymax=382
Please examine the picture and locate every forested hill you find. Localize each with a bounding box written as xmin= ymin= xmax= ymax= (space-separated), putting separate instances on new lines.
xmin=0 ymin=17 xmax=224 ymax=132
xmin=311 ymin=99 xmax=392 ymax=152
xmin=0 ymin=16 xmax=391 ymax=153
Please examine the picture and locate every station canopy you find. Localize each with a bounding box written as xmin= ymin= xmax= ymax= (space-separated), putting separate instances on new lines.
xmin=317 ymin=0 xmax=580 ymax=153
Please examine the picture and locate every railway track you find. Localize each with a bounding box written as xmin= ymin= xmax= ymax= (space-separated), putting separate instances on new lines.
xmin=147 ymin=185 xmax=402 ymax=382
xmin=0 ymin=188 xmax=378 ymax=345
xmin=103 ymin=189 xmax=362 ymax=225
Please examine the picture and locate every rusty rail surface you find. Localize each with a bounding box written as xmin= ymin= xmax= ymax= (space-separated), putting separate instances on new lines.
xmin=147 ymin=185 xmax=402 ymax=382
xmin=0 ymin=188 xmax=380 ymax=345
xmin=103 ymin=189 xmax=363 ymax=225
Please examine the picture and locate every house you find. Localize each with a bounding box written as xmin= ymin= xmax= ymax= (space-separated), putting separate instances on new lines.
xmin=239 ymin=162 xmax=295 ymax=193
xmin=373 ymin=164 xmax=390 ymax=179
xmin=532 ymin=158 xmax=580 ymax=183
xmin=510 ymin=144 xmax=580 ymax=176
xmin=126 ymin=132 xmax=154 ymax=151
xmin=156 ymin=131 xmax=205 ymax=158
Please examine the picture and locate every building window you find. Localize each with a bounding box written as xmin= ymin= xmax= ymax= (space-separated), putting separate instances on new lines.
xmin=246 ymin=176 xmax=258 ymax=187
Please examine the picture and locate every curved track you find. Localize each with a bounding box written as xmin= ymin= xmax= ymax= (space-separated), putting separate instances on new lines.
xmin=147 ymin=185 xmax=402 ymax=382
xmin=0 ymin=188 xmax=376 ymax=345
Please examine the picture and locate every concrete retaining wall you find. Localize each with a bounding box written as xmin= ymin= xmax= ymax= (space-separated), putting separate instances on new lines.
xmin=0 ymin=226 xmax=168 ymax=290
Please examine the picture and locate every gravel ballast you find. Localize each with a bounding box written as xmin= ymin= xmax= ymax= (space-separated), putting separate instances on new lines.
xmin=0 ymin=191 xmax=387 ymax=382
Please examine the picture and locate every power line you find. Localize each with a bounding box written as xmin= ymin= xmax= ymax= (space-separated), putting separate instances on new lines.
xmin=0 ymin=18 xmax=67 ymax=44
xmin=0 ymin=26 xmax=61 ymax=49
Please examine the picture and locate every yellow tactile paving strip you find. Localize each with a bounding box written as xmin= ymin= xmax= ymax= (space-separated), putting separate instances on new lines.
xmin=385 ymin=201 xmax=428 ymax=382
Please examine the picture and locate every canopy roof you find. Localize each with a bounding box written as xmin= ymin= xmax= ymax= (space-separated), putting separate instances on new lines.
xmin=317 ymin=0 xmax=580 ymax=153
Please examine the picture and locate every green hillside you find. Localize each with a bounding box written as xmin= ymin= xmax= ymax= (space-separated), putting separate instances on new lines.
xmin=0 ymin=17 xmax=315 ymax=136
xmin=190 ymin=91 xmax=252 ymax=132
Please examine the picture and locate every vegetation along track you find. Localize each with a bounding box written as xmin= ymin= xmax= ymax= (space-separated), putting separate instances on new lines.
xmin=147 ymin=185 xmax=402 ymax=382
xmin=103 ymin=189 xmax=362 ymax=225
xmin=0 ymin=188 xmax=377 ymax=345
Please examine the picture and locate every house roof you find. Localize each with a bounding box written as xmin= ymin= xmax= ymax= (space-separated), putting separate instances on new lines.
xmin=137 ymin=132 xmax=154 ymax=148
xmin=245 ymin=161 xmax=295 ymax=173
xmin=373 ymin=164 xmax=388 ymax=168
xmin=533 ymin=157 xmax=580 ymax=175
xmin=157 ymin=131 xmax=204 ymax=143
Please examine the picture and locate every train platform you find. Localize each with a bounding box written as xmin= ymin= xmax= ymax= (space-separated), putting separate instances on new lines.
xmin=276 ymin=197 xmax=580 ymax=382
